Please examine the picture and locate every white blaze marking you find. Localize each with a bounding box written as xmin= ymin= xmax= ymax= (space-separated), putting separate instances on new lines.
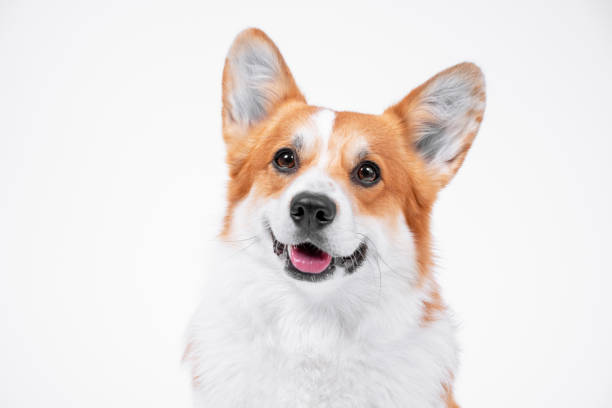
xmin=310 ymin=109 xmax=335 ymax=168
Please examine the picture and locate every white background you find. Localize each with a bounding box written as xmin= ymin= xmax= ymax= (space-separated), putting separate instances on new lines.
xmin=1 ymin=0 xmax=611 ymax=406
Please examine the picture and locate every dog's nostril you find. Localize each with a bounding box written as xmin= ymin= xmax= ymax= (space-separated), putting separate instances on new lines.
xmin=315 ymin=210 xmax=330 ymax=223
xmin=291 ymin=206 xmax=305 ymax=219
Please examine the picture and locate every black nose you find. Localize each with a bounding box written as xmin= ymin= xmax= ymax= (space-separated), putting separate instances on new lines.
xmin=290 ymin=192 xmax=336 ymax=230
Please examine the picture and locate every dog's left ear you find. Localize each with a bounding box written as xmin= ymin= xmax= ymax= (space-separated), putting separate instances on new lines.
xmin=222 ymin=28 xmax=305 ymax=149
xmin=386 ymin=63 xmax=486 ymax=188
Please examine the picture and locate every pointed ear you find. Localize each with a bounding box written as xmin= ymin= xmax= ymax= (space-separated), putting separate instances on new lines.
xmin=386 ymin=63 xmax=486 ymax=188
xmin=222 ymin=28 xmax=305 ymax=147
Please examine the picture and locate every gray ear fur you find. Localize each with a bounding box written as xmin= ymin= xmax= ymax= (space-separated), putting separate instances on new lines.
xmin=387 ymin=63 xmax=486 ymax=185
xmin=222 ymin=28 xmax=304 ymax=132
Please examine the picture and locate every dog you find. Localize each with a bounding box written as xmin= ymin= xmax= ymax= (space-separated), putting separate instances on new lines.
xmin=184 ymin=28 xmax=485 ymax=407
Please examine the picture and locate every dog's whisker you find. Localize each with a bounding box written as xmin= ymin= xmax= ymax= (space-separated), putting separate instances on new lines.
xmin=217 ymin=236 xmax=258 ymax=243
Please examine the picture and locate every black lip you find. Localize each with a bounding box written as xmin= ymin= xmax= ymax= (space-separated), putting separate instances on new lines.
xmin=270 ymin=231 xmax=368 ymax=282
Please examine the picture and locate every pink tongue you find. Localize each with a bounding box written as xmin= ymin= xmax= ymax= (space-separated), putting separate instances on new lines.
xmin=289 ymin=245 xmax=332 ymax=274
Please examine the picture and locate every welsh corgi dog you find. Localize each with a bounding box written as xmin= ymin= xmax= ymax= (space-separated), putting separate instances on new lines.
xmin=185 ymin=28 xmax=485 ymax=408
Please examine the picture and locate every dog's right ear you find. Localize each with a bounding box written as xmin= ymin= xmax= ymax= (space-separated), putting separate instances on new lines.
xmin=222 ymin=28 xmax=305 ymax=148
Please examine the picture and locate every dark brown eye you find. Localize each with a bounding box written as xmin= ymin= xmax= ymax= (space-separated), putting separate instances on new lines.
xmin=353 ymin=161 xmax=381 ymax=186
xmin=273 ymin=148 xmax=298 ymax=172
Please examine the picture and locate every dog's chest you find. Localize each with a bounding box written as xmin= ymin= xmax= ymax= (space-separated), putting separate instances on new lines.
xmin=189 ymin=307 xmax=455 ymax=408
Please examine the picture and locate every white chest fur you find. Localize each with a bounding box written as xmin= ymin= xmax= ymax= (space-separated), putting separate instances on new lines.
xmin=186 ymin=248 xmax=458 ymax=408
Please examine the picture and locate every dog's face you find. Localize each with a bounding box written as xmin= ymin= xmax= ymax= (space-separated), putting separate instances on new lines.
xmin=220 ymin=29 xmax=485 ymax=296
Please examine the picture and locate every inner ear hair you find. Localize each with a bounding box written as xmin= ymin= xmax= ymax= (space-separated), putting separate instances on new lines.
xmin=386 ymin=62 xmax=486 ymax=187
xmin=222 ymin=28 xmax=304 ymax=135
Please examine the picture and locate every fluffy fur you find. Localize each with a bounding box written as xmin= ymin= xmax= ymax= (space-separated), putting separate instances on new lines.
xmin=185 ymin=28 xmax=485 ymax=408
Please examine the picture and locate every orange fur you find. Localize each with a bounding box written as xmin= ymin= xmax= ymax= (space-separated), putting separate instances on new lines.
xmin=329 ymin=111 xmax=438 ymax=282
xmin=443 ymin=383 xmax=460 ymax=408
xmin=421 ymin=285 xmax=446 ymax=326
xmin=221 ymin=102 xmax=319 ymax=236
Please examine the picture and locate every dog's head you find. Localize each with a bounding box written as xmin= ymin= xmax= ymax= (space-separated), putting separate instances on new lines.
xmin=219 ymin=29 xmax=485 ymax=297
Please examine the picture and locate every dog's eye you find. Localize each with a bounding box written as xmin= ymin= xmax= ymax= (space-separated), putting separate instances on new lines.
xmin=353 ymin=161 xmax=381 ymax=186
xmin=273 ymin=148 xmax=298 ymax=172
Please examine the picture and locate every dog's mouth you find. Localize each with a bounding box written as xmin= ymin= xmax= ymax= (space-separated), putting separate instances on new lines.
xmin=271 ymin=232 xmax=367 ymax=282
